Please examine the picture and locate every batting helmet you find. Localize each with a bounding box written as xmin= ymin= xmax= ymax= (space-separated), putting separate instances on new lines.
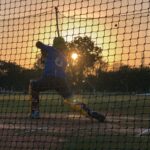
xmin=53 ymin=37 xmax=67 ymax=51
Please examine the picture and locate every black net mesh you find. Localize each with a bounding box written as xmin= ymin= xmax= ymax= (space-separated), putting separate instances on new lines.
xmin=0 ymin=0 xmax=150 ymax=150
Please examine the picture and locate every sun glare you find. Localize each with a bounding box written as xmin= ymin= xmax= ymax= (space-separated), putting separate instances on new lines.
xmin=71 ymin=52 xmax=78 ymax=60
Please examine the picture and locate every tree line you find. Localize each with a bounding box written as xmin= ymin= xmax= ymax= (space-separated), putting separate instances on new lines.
xmin=0 ymin=60 xmax=149 ymax=93
xmin=84 ymin=66 xmax=150 ymax=93
xmin=0 ymin=36 xmax=149 ymax=93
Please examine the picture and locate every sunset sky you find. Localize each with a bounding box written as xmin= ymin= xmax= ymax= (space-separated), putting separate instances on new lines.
xmin=0 ymin=0 xmax=150 ymax=69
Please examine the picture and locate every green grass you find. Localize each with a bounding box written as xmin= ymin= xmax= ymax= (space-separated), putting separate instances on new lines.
xmin=0 ymin=93 xmax=70 ymax=113
xmin=0 ymin=93 xmax=150 ymax=116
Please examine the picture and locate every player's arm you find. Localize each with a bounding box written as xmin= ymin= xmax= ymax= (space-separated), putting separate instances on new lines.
xmin=36 ymin=41 xmax=54 ymax=55
xmin=36 ymin=41 xmax=48 ymax=54
xmin=36 ymin=41 xmax=50 ymax=65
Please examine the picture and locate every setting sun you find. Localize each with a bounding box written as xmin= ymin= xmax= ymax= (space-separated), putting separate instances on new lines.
xmin=71 ymin=52 xmax=78 ymax=60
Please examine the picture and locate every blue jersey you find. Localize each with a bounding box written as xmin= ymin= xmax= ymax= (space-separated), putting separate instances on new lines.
xmin=39 ymin=44 xmax=67 ymax=78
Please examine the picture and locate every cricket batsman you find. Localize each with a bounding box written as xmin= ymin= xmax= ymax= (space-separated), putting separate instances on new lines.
xmin=29 ymin=37 xmax=105 ymax=122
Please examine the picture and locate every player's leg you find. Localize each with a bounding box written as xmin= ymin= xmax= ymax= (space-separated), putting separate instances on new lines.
xmin=29 ymin=77 xmax=50 ymax=118
xmin=55 ymin=78 xmax=101 ymax=117
xmin=64 ymin=99 xmax=91 ymax=116
xmin=54 ymin=78 xmax=88 ymax=115
xmin=55 ymin=78 xmax=105 ymax=122
xmin=29 ymin=80 xmax=40 ymax=118
xmin=64 ymin=99 xmax=105 ymax=122
xmin=64 ymin=94 xmax=106 ymax=122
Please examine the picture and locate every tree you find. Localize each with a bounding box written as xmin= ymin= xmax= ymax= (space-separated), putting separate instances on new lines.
xmin=0 ymin=61 xmax=41 ymax=91
xmin=0 ymin=61 xmax=24 ymax=90
xmin=96 ymin=65 xmax=150 ymax=92
xmin=66 ymin=36 xmax=107 ymax=87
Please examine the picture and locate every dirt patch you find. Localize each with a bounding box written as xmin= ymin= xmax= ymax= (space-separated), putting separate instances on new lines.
xmin=0 ymin=113 xmax=148 ymax=149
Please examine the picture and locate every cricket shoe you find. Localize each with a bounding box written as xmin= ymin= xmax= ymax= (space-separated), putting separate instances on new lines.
xmin=30 ymin=111 xmax=40 ymax=119
xmin=88 ymin=111 xmax=105 ymax=122
xmin=81 ymin=103 xmax=105 ymax=122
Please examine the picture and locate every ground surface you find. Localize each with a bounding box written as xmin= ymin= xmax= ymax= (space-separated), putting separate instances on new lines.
xmin=0 ymin=112 xmax=149 ymax=150
xmin=0 ymin=93 xmax=150 ymax=150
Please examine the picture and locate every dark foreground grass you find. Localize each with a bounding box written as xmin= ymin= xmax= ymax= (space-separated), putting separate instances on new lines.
xmin=64 ymin=134 xmax=150 ymax=150
xmin=8 ymin=129 xmax=150 ymax=150
xmin=0 ymin=92 xmax=150 ymax=150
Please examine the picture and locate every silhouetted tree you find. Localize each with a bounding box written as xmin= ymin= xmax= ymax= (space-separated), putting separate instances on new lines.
xmin=96 ymin=65 xmax=150 ymax=92
xmin=66 ymin=36 xmax=107 ymax=88
xmin=0 ymin=61 xmax=41 ymax=91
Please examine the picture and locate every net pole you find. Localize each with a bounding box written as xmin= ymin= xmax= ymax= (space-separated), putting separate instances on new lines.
xmin=55 ymin=7 xmax=60 ymax=37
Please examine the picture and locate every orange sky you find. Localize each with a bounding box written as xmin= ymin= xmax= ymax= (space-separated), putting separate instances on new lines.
xmin=0 ymin=0 xmax=150 ymax=69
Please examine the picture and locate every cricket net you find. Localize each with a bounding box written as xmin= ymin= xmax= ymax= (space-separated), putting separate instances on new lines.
xmin=0 ymin=0 xmax=150 ymax=149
